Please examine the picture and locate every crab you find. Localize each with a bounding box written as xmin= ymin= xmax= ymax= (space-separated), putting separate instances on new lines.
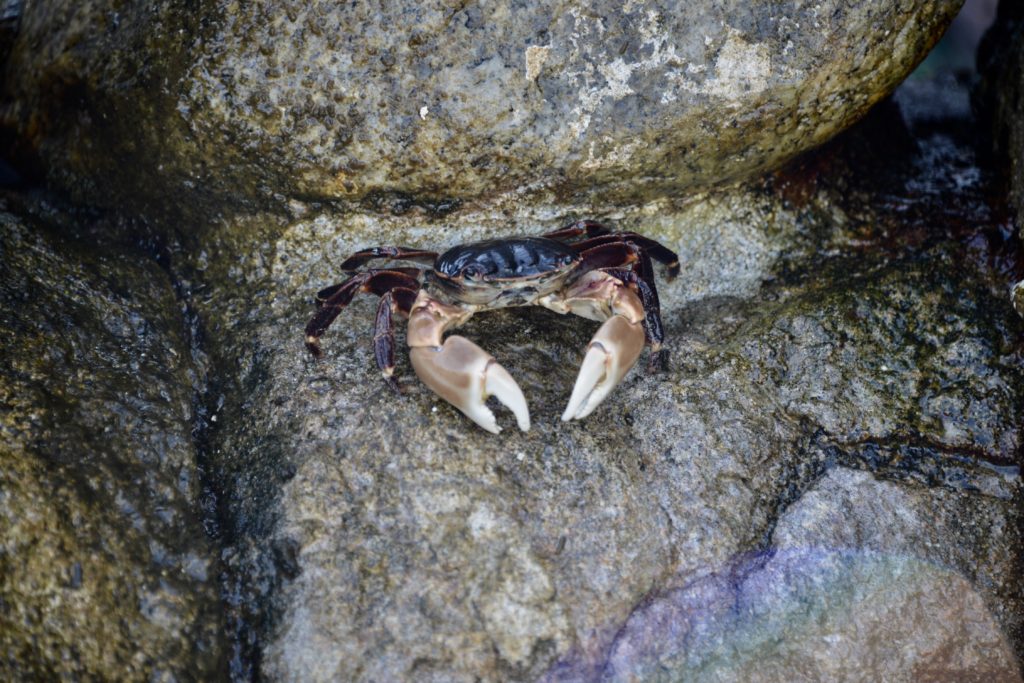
xmin=304 ymin=220 xmax=679 ymax=433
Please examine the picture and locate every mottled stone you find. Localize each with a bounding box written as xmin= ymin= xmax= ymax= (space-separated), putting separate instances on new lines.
xmin=607 ymin=473 xmax=1023 ymax=681
xmin=0 ymin=200 xmax=225 ymax=680
xmin=4 ymin=3 xmax=1016 ymax=679
xmin=1 ymin=0 xmax=961 ymax=220
xmin=185 ymin=90 xmax=1024 ymax=677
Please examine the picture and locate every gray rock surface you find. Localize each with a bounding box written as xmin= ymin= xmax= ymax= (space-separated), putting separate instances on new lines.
xmin=605 ymin=469 xmax=1022 ymax=682
xmin=2 ymin=2 xmax=1022 ymax=681
xmin=0 ymin=199 xmax=225 ymax=680
xmin=185 ymin=94 xmax=1024 ymax=680
xmin=1 ymin=0 xmax=961 ymax=218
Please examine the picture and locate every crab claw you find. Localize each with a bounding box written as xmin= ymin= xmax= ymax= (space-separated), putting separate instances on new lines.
xmin=562 ymin=315 xmax=645 ymax=421
xmin=410 ymin=335 xmax=530 ymax=434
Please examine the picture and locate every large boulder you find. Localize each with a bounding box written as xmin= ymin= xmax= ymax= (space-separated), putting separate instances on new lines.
xmin=0 ymin=198 xmax=226 ymax=680
xmin=183 ymin=93 xmax=1024 ymax=679
xmin=606 ymin=470 xmax=1022 ymax=682
xmin=1 ymin=0 xmax=961 ymax=219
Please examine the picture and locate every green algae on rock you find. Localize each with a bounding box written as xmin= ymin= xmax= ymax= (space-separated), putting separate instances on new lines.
xmin=0 ymin=202 xmax=226 ymax=680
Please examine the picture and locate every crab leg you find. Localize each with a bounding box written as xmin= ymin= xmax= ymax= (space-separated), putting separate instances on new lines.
xmin=305 ymin=269 xmax=421 ymax=357
xmin=572 ymin=233 xmax=680 ymax=278
xmin=540 ymin=271 xmax=647 ymax=421
xmin=339 ymin=246 xmax=439 ymax=273
xmin=406 ymin=291 xmax=530 ymax=434
xmin=544 ymin=220 xmax=680 ymax=278
xmin=373 ymin=286 xmax=420 ymax=390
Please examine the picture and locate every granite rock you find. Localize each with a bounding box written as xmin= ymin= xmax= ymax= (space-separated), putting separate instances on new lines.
xmin=606 ymin=467 xmax=1023 ymax=682
xmin=3 ymin=2 xmax=1021 ymax=680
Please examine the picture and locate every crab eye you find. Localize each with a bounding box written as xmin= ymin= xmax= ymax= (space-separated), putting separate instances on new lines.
xmin=461 ymin=264 xmax=485 ymax=279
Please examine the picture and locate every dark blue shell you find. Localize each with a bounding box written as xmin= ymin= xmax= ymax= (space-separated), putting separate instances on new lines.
xmin=435 ymin=237 xmax=577 ymax=280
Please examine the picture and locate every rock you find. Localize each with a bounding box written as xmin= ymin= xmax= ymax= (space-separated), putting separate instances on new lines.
xmin=606 ymin=468 xmax=1022 ymax=682
xmin=976 ymin=1 xmax=1024 ymax=316
xmin=2 ymin=3 xmax=1018 ymax=680
xmin=0 ymin=198 xmax=225 ymax=680
xmin=1 ymin=0 xmax=962 ymax=219
xmin=183 ymin=89 xmax=1024 ymax=678
xmin=978 ymin=1 xmax=1024 ymax=215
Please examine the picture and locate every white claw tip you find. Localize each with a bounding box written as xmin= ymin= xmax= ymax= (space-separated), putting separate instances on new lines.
xmin=562 ymin=342 xmax=610 ymax=421
xmin=485 ymin=361 xmax=531 ymax=432
xmin=465 ymin=404 xmax=501 ymax=434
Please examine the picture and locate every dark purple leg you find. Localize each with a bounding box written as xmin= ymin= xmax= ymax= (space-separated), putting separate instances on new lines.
xmin=620 ymin=234 xmax=679 ymax=278
xmin=373 ymin=286 xmax=419 ymax=391
xmin=543 ymin=220 xmax=678 ymax=277
xmin=340 ymin=247 xmax=438 ymax=273
xmin=567 ymin=233 xmax=679 ymax=279
xmin=390 ymin=287 xmax=419 ymax=314
xmin=574 ymin=241 xmax=640 ymax=272
xmin=631 ymin=250 xmax=664 ymax=350
xmin=541 ymin=219 xmax=612 ymax=242
xmin=305 ymin=270 xmax=421 ymax=357
xmin=316 ymin=267 xmax=423 ymax=305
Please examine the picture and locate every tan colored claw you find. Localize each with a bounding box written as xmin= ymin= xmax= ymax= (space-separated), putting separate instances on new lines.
xmin=410 ymin=336 xmax=530 ymax=433
xmin=540 ymin=271 xmax=647 ymax=421
xmin=562 ymin=314 xmax=645 ymax=420
xmin=407 ymin=291 xmax=530 ymax=433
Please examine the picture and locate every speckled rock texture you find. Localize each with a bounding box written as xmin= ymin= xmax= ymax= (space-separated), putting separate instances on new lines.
xmin=605 ymin=470 xmax=1021 ymax=682
xmin=0 ymin=199 xmax=225 ymax=680
xmin=1 ymin=0 xmax=961 ymax=219
xmin=186 ymin=90 xmax=1024 ymax=680
xmin=2 ymin=2 xmax=1022 ymax=680
xmin=976 ymin=1 xmax=1024 ymax=316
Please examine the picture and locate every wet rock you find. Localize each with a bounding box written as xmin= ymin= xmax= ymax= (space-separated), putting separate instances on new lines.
xmin=978 ymin=1 xmax=1024 ymax=215
xmin=0 ymin=199 xmax=225 ymax=679
xmin=976 ymin=1 xmax=1024 ymax=316
xmin=1 ymin=0 xmax=961 ymax=219
xmin=186 ymin=102 xmax=1024 ymax=677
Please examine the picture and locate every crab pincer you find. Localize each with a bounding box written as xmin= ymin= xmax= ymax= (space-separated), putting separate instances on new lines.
xmin=541 ymin=270 xmax=648 ymax=422
xmin=406 ymin=291 xmax=530 ymax=433
xmin=562 ymin=314 xmax=646 ymax=421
